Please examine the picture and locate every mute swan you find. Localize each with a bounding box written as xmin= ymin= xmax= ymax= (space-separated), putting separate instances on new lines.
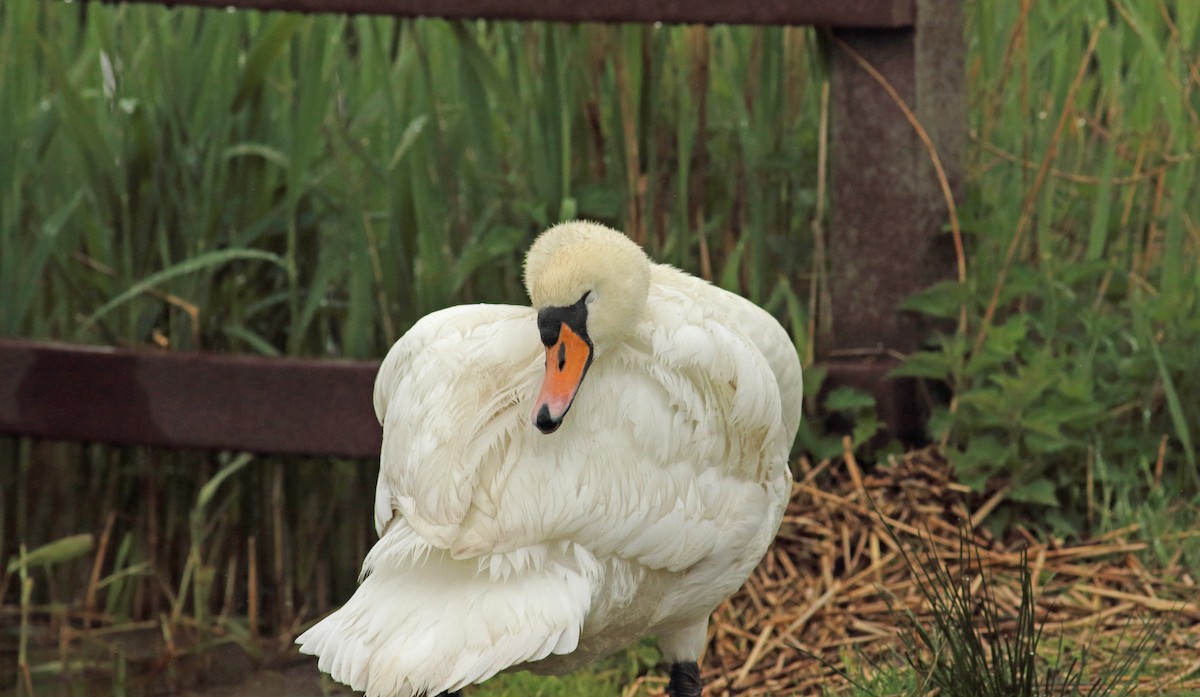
xmin=297 ymin=222 xmax=802 ymax=697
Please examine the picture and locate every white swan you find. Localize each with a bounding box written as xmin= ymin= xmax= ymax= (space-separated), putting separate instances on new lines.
xmin=297 ymin=222 xmax=802 ymax=697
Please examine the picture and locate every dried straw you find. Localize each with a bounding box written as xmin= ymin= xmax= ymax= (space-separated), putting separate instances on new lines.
xmin=661 ymin=448 xmax=1200 ymax=696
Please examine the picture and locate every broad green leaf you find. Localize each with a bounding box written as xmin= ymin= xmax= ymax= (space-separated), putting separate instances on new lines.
xmin=852 ymin=415 xmax=882 ymax=448
xmin=6 ymin=190 xmax=82 ymax=333
xmin=1022 ymin=431 xmax=1072 ymax=455
xmin=94 ymin=561 xmax=154 ymax=590
xmin=802 ymin=364 xmax=828 ymax=401
xmin=8 ymin=533 xmax=94 ymax=572
xmin=233 ymin=14 xmax=305 ymax=109
xmin=1008 ymin=478 xmax=1058 ymax=507
xmin=718 ymin=236 xmax=747 ymax=293
xmin=1149 ymin=337 xmax=1199 ymax=487
xmin=223 ymin=325 xmax=282 ymax=357
xmin=890 ymin=351 xmax=955 ymax=380
xmin=824 ymin=386 xmax=875 ymax=413
xmin=386 ymin=115 xmax=430 ymax=173
xmin=196 ymin=452 xmax=254 ymax=512
xmin=898 ymin=280 xmax=967 ymax=319
xmin=947 ymin=434 xmax=1011 ymax=491
xmin=1180 ymin=0 xmax=1198 ymax=48
xmin=986 ymin=315 xmax=1030 ymax=356
xmin=451 ymin=225 xmax=526 ymax=295
xmin=1084 ymin=143 xmax=1117 ymax=262
xmin=223 ymin=143 xmax=290 ymax=169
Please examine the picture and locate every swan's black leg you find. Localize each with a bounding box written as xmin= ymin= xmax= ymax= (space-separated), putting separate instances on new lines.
xmin=667 ymin=661 xmax=702 ymax=697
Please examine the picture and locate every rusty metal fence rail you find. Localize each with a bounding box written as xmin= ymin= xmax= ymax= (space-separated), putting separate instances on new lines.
xmin=0 ymin=0 xmax=962 ymax=454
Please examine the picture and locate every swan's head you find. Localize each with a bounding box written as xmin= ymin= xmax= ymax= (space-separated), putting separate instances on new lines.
xmin=523 ymin=221 xmax=651 ymax=434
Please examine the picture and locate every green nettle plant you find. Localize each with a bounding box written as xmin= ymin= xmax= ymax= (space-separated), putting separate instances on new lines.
xmin=794 ymin=374 xmax=888 ymax=464
xmin=890 ymin=0 xmax=1198 ymax=534
xmin=896 ymin=272 xmax=1200 ymax=533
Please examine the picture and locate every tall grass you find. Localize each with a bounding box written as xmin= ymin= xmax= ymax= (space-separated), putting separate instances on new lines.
xmin=897 ymin=0 xmax=1199 ymax=533
xmin=0 ymin=2 xmax=820 ymax=356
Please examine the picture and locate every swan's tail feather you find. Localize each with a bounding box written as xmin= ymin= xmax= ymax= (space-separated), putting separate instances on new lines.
xmin=297 ymin=537 xmax=600 ymax=697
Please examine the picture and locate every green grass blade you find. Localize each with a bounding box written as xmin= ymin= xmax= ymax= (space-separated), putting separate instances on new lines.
xmin=1148 ymin=336 xmax=1198 ymax=488
xmin=7 ymin=533 xmax=94 ymax=573
xmin=78 ymin=249 xmax=286 ymax=337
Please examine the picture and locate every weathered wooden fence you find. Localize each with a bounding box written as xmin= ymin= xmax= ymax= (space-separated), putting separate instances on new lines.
xmin=0 ymin=0 xmax=963 ymax=455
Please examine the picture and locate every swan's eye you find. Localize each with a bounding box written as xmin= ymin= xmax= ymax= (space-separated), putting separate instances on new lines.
xmin=584 ymin=291 xmax=596 ymax=306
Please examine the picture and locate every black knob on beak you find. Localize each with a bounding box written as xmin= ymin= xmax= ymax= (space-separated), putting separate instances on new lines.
xmin=535 ymin=404 xmax=561 ymax=434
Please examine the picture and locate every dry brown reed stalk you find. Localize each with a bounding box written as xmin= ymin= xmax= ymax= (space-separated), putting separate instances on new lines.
xmin=83 ymin=511 xmax=117 ymax=631
xmin=248 ymin=535 xmax=259 ymax=643
xmin=973 ymin=139 xmax=1192 ymax=186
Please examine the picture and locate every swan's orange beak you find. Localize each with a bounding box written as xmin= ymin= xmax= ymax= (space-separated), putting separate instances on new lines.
xmin=533 ymin=323 xmax=592 ymax=434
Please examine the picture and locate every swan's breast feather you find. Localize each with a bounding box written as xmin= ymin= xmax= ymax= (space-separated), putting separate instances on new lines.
xmin=449 ymin=296 xmax=792 ymax=572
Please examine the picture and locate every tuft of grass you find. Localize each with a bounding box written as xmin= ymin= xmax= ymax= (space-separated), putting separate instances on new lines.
xmin=886 ymin=525 xmax=1163 ymax=697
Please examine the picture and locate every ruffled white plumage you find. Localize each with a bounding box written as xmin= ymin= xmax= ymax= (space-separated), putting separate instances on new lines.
xmin=299 ymin=520 xmax=601 ymax=696
xmin=297 ymin=248 xmax=801 ymax=696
